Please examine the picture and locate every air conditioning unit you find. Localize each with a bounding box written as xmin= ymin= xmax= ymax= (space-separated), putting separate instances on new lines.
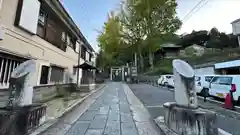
xmin=0 ymin=25 xmax=5 ymax=40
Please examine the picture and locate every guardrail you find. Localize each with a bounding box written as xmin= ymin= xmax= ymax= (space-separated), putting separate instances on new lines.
xmin=0 ymin=104 xmax=46 ymax=135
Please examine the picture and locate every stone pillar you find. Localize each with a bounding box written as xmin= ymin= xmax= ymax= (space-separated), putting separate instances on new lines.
xmin=155 ymin=59 xmax=218 ymax=135
xmin=7 ymin=60 xmax=36 ymax=107
xmin=173 ymin=59 xmax=197 ymax=108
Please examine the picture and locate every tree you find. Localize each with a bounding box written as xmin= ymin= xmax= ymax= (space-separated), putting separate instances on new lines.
xmin=118 ymin=0 xmax=147 ymax=71
xmin=178 ymin=30 xmax=209 ymax=47
xmin=119 ymin=0 xmax=181 ymax=70
xmin=228 ymin=34 xmax=239 ymax=48
xmin=133 ymin=0 xmax=182 ymax=69
xmin=97 ymin=13 xmax=126 ymax=69
xmin=206 ymin=28 xmax=238 ymax=49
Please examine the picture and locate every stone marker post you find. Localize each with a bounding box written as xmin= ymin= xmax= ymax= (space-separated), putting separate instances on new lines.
xmin=173 ymin=59 xmax=197 ymax=108
xmin=7 ymin=60 xmax=36 ymax=107
xmin=155 ymin=59 xmax=218 ymax=135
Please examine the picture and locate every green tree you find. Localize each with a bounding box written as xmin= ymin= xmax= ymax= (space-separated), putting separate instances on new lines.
xmin=120 ymin=0 xmax=181 ymax=70
xmin=97 ymin=12 xmax=132 ymax=69
xmin=97 ymin=13 xmax=123 ymax=68
xmin=178 ymin=30 xmax=209 ymax=47
xmin=118 ymin=0 xmax=147 ymax=71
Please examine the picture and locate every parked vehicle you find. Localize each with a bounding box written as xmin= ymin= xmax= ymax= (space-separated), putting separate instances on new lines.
xmin=194 ymin=75 xmax=216 ymax=96
xmin=157 ymin=74 xmax=174 ymax=87
xmin=208 ymin=75 xmax=240 ymax=104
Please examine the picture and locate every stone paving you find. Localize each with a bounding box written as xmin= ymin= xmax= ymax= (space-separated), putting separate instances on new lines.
xmin=65 ymin=83 xmax=139 ymax=135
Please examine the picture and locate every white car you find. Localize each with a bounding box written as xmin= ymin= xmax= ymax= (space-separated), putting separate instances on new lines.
xmin=195 ymin=75 xmax=216 ymax=95
xmin=208 ymin=75 xmax=240 ymax=104
xmin=157 ymin=74 xmax=174 ymax=87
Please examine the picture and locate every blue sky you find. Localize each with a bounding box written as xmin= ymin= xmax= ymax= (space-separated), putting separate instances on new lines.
xmin=62 ymin=0 xmax=240 ymax=52
xmin=62 ymin=0 xmax=121 ymax=51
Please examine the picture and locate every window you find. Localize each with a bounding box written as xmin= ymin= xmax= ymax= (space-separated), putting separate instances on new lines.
xmin=81 ymin=46 xmax=86 ymax=59
xmin=73 ymin=68 xmax=77 ymax=75
xmin=36 ymin=7 xmax=72 ymax=52
xmin=37 ymin=10 xmax=47 ymax=38
xmin=211 ymin=77 xmax=232 ymax=85
xmin=66 ymin=33 xmax=77 ymax=50
xmin=61 ymin=31 xmax=66 ymax=43
xmin=45 ymin=17 xmax=66 ymax=51
xmin=38 ymin=10 xmax=46 ymax=26
xmin=89 ymin=54 xmax=92 ymax=62
xmin=66 ymin=34 xmax=70 ymax=45
xmin=205 ymin=76 xmax=213 ymax=82
xmin=15 ymin=0 xmax=40 ymax=34
xmin=211 ymin=77 xmax=221 ymax=84
xmin=40 ymin=65 xmax=49 ymax=84
xmin=195 ymin=76 xmax=201 ymax=81
xmin=50 ymin=66 xmax=64 ymax=83
xmin=219 ymin=77 xmax=232 ymax=85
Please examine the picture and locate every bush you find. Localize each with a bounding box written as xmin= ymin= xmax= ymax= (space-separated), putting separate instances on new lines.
xmin=146 ymin=58 xmax=173 ymax=75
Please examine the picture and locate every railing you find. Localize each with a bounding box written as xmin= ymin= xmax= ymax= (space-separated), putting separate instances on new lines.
xmin=0 ymin=104 xmax=47 ymax=135
xmin=21 ymin=104 xmax=47 ymax=133
xmin=0 ymin=57 xmax=22 ymax=89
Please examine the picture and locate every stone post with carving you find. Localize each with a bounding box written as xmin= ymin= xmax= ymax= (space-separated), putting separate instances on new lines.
xmin=155 ymin=59 xmax=218 ymax=135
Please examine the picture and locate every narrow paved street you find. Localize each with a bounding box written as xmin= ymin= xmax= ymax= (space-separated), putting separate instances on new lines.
xmin=66 ymin=82 xmax=139 ymax=135
xmin=42 ymin=82 xmax=160 ymax=135
xmin=128 ymin=83 xmax=240 ymax=135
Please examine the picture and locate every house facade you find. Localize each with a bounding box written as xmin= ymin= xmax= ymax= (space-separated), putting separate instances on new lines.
xmin=194 ymin=60 xmax=240 ymax=75
xmin=232 ymin=18 xmax=240 ymax=47
xmin=155 ymin=43 xmax=182 ymax=58
xmin=0 ymin=0 xmax=95 ymax=89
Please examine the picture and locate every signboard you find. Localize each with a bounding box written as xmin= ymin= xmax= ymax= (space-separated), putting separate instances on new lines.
xmin=131 ymin=66 xmax=137 ymax=76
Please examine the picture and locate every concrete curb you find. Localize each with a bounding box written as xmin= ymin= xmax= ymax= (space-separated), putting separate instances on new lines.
xmin=29 ymin=83 xmax=107 ymax=135
xmin=218 ymin=128 xmax=233 ymax=135
xmin=124 ymin=83 xmax=161 ymax=135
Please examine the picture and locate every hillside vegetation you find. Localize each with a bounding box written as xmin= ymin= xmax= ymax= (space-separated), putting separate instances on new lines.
xmin=145 ymin=48 xmax=240 ymax=75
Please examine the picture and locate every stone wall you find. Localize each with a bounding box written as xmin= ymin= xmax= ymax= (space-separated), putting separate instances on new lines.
xmin=33 ymin=83 xmax=76 ymax=103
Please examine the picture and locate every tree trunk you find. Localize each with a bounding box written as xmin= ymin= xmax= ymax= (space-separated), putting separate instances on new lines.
xmin=148 ymin=51 xmax=154 ymax=70
xmin=139 ymin=52 xmax=144 ymax=72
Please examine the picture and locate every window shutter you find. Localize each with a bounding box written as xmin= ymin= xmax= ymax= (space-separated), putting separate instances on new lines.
xmin=16 ymin=0 xmax=40 ymax=34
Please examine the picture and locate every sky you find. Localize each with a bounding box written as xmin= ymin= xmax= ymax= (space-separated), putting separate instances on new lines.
xmin=62 ymin=0 xmax=240 ymax=52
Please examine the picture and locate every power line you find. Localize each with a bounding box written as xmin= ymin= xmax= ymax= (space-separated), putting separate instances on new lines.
xmin=181 ymin=0 xmax=209 ymax=23
xmin=181 ymin=0 xmax=206 ymax=21
xmin=183 ymin=0 xmax=210 ymax=23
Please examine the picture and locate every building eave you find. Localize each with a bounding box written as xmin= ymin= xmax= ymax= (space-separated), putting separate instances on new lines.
xmin=231 ymin=18 xmax=240 ymax=24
